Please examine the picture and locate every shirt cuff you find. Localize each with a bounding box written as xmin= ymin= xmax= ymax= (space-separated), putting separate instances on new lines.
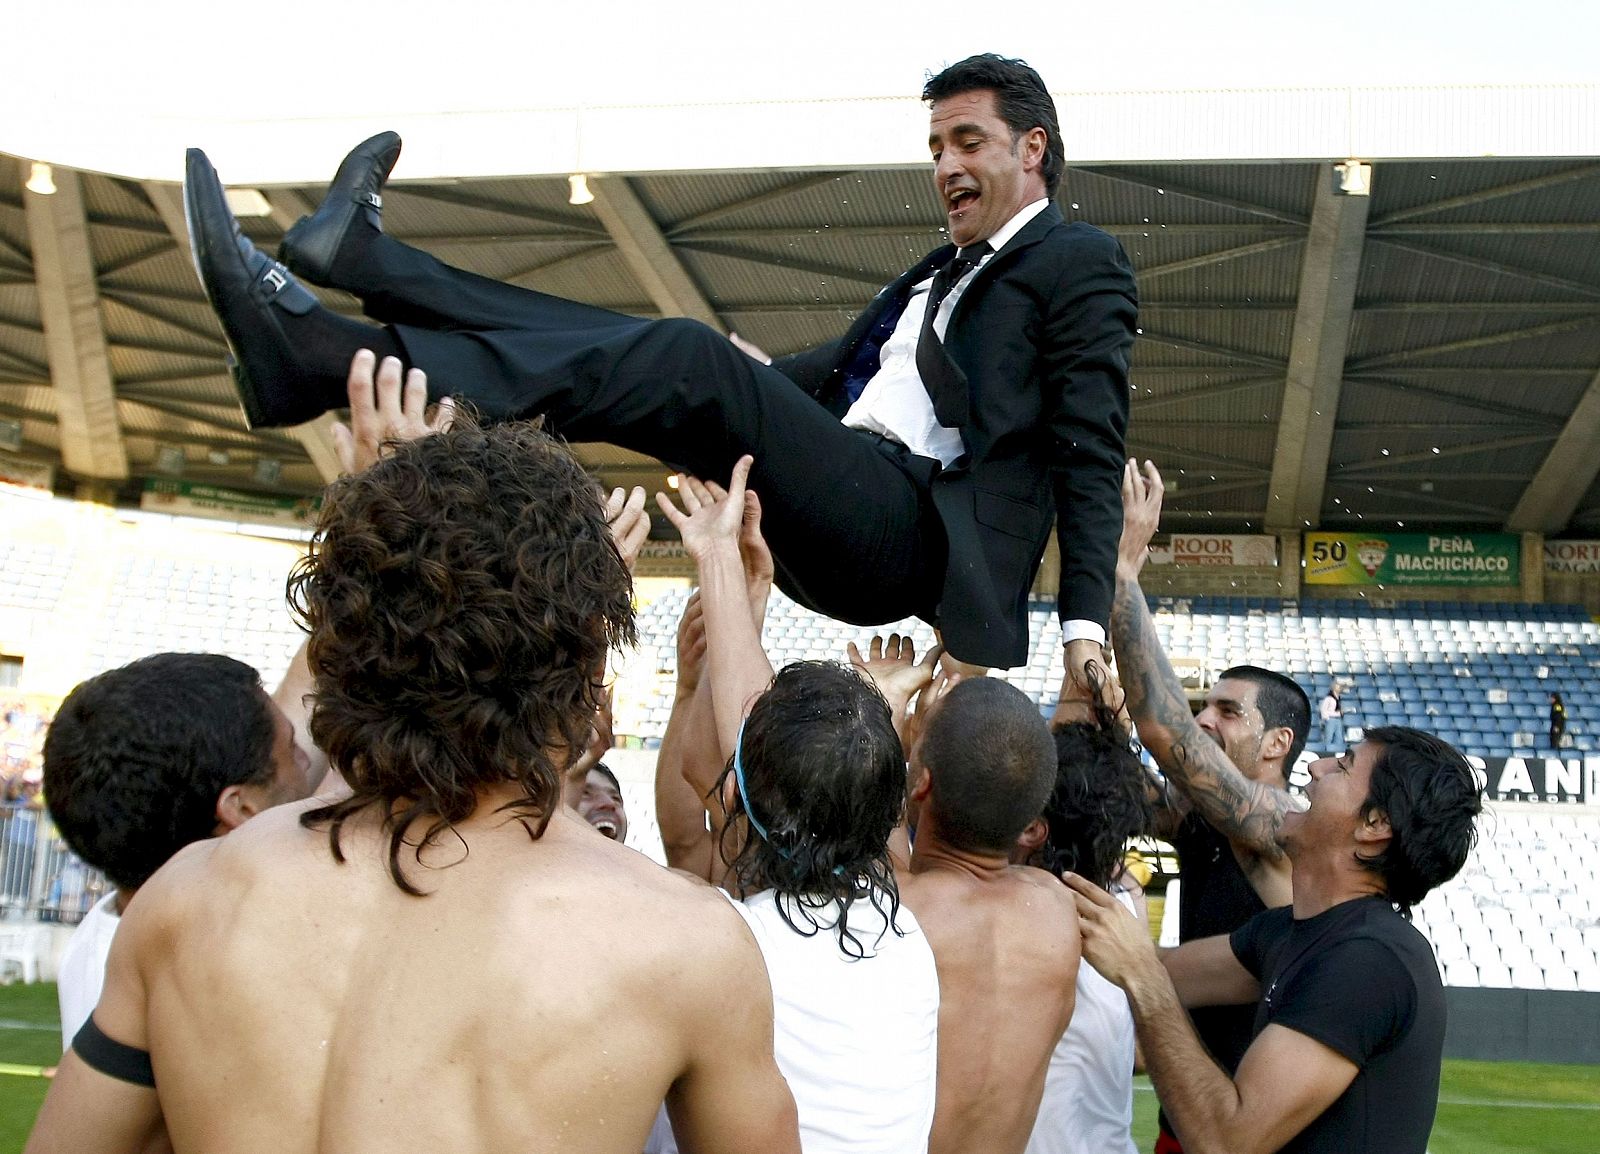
xmin=1061 ymin=620 xmax=1106 ymax=647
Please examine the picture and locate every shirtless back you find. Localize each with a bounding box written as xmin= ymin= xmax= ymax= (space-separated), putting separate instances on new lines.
xmin=33 ymin=799 xmax=794 ymax=1154
xmin=27 ymin=420 xmax=798 ymax=1154
xmin=901 ymin=862 xmax=1080 ymax=1154
xmin=900 ymin=678 xmax=1080 ymax=1154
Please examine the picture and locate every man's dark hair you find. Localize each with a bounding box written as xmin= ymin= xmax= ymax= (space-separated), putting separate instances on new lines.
xmin=716 ymin=662 xmax=905 ymax=960
xmin=1356 ymin=726 xmax=1483 ymax=913
xmin=42 ymin=653 xmax=275 ymax=891
xmin=288 ymin=416 xmax=635 ymax=894
xmin=1041 ymin=723 xmax=1153 ymax=888
xmin=1220 ymin=664 xmax=1311 ymax=768
xmin=923 ymin=53 xmax=1065 ymax=197
xmin=919 ymin=677 xmax=1055 ymax=854
xmin=589 ymin=763 xmax=621 ymax=793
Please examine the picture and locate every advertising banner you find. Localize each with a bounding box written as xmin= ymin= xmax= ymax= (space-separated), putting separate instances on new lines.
xmin=1303 ymin=532 xmax=1520 ymax=587
xmin=1147 ymin=534 xmax=1278 ymax=567
xmin=140 ymin=479 xmax=318 ymax=527
xmin=1471 ymin=755 xmax=1593 ymax=804
xmin=1544 ymin=540 xmax=1600 ymax=574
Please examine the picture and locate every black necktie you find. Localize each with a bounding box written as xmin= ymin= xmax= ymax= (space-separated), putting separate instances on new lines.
xmin=925 ymin=243 xmax=989 ymax=323
xmin=916 ymin=243 xmax=989 ymax=423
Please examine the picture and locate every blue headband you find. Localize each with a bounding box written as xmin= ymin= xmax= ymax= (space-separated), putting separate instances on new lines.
xmin=732 ymin=715 xmax=779 ymax=845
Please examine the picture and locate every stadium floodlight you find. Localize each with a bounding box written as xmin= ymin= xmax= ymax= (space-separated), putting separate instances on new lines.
xmin=155 ymin=444 xmax=186 ymax=476
xmin=25 ymin=162 xmax=56 ymax=196
xmin=254 ymin=457 xmax=282 ymax=486
xmin=568 ymin=174 xmax=595 ymax=206
xmin=1334 ymin=160 xmax=1372 ymax=196
xmin=0 ymin=419 xmax=21 ymax=451
xmin=224 ymin=188 xmax=274 ymax=217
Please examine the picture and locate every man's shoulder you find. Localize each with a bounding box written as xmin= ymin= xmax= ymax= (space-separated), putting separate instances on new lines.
xmin=1036 ymin=218 xmax=1125 ymax=257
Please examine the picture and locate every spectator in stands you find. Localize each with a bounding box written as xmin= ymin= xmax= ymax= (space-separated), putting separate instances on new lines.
xmin=658 ymin=460 xmax=940 ymax=1153
xmin=42 ymin=651 xmax=319 ymax=1049
xmin=1550 ymin=691 xmax=1567 ymax=750
xmin=1320 ymin=683 xmax=1344 ymax=752
xmin=1110 ymin=466 xmax=1309 ymax=1154
xmin=1019 ymin=717 xmax=1153 ymax=1154
xmin=28 ymin=365 xmax=798 ymax=1154
xmin=1067 ymin=723 xmax=1483 ymax=1154
xmin=847 ymin=639 xmax=1083 ymax=1154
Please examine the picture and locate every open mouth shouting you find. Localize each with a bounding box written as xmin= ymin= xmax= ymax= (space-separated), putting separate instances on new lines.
xmin=946 ymin=186 xmax=979 ymax=223
xmin=588 ymin=813 xmax=622 ymax=840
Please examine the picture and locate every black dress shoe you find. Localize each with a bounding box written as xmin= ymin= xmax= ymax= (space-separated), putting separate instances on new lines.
xmin=279 ymin=130 xmax=401 ymax=290
xmin=184 ymin=148 xmax=350 ymax=430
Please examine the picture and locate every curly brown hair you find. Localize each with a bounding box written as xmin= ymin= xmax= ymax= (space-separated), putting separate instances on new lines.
xmin=287 ymin=415 xmax=636 ymax=893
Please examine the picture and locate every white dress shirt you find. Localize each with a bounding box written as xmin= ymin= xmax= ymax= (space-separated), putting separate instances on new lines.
xmin=841 ymin=198 xmax=1104 ymax=647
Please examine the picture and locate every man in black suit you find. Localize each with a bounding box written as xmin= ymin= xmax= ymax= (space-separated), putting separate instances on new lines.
xmin=184 ymin=53 xmax=1137 ymax=681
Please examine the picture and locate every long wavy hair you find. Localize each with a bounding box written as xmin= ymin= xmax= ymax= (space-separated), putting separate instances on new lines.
xmin=715 ymin=662 xmax=906 ymax=960
xmin=288 ymin=416 xmax=635 ymax=893
xmin=1040 ymin=718 xmax=1153 ymax=888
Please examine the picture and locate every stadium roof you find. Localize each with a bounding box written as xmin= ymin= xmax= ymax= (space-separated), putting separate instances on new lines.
xmin=2 ymin=82 xmax=1599 ymax=539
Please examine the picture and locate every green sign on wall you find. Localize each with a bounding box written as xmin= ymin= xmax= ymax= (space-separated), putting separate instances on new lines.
xmin=1303 ymin=532 xmax=1520 ymax=587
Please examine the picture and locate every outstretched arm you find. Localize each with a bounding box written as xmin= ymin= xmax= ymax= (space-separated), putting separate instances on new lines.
xmin=655 ymin=595 xmax=719 ymax=880
xmin=656 ymin=457 xmax=773 ymax=764
xmin=1065 ymin=874 xmax=1352 ymax=1154
xmin=1111 ymin=460 xmax=1296 ymax=861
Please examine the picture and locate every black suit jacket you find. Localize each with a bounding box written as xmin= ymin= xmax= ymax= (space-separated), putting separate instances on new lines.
xmin=771 ymin=205 xmax=1137 ymax=668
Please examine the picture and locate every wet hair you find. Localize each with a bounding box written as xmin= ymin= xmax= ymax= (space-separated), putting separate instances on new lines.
xmin=919 ymin=677 xmax=1056 ymax=854
xmin=42 ymin=653 xmax=275 ymax=891
xmin=1356 ymin=726 xmax=1483 ymax=913
xmin=589 ymin=763 xmax=621 ymax=793
xmin=715 ymin=662 xmax=906 ymax=960
xmin=1220 ymin=665 xmax=1311 ymax=768
xmin=288 ymin=416 xmax=635 ymax=894
xmin=1041 ymin=721 xmax=1154 ymax=888
xmin=923 ymin=53 xmax=1065 ymax=196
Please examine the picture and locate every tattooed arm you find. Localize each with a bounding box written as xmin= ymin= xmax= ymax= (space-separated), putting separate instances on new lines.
xmin=1112 ymin=461 xmax=1295 ymax=864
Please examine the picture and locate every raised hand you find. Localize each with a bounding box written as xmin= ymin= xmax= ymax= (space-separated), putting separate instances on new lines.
xmin=1054 ymin=638 xmax=1120 ymax=729
xmin=1117 ymin=458 xmax=1165 ymax=581
xmin=333 ymin=350 xmax=455 ymax=476
xmin=676 ymin=592 xmax=709 ymax=696
xmin=848 ymin=634 xmax=941 ymax=719
xmin=1062 ymin=871 xmax=1160 ymax=991
xmin=656 ymin=455 xmax=754 ymax=563
xmin=605 ymin=484 xmax=650 ymax=573
xmin=740 ymin=489 xmax=775 ymax=626
xmin=903 ymin=665 xmax=963 ymax=756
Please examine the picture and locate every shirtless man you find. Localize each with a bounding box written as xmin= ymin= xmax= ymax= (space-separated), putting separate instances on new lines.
xmin=26 ymin=387 xmax=798 ymax=1154
xmin=852 ymin=643 xmax=1082 ymax=1154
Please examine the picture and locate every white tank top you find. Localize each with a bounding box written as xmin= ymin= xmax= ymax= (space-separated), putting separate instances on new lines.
xmin=728 ymin=888 xmax=940 ymax=1154
xmin=1025 ymin=896 xmax=1139 ymax=1154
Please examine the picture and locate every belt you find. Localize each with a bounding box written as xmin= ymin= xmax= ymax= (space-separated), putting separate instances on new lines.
xmin=855 ymin=427 xmax=939 ymax=486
